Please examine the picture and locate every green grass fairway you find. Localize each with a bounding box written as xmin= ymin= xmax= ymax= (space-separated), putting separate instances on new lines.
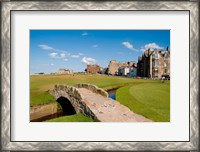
xmin=31 ymin=74 xmax=170 ymax=122
xmin=45 ymin=113 xmax=95 ymax=122
xmin=116 ymin=81 xmax=170 ymax=122
xmin=30 ymin=74 xmax=154 ymax=106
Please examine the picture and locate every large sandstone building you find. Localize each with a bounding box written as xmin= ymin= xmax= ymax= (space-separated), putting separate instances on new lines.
xmin=137 ymin=48 xmax=170 ymax=79
xmin=108 ymin=60 xmax=137 ymax=75
xmin=86 ymin=64 xmax=100 ymax=74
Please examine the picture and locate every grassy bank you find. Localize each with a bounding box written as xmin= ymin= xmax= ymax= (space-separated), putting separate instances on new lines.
xmin=45 ymin=113 xmax=95 ymax=122
xmin=30 ymin=74 xmax=154 ymax=106
xmin=116 ymin=81 xmax=170 ymax=122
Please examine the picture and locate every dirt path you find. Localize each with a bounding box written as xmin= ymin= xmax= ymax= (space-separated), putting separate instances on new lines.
xmin=78 ymin=88 xmax=152 ymax=122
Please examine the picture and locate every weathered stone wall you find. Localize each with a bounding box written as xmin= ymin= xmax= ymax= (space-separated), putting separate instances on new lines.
xmin=49 ymin=84 xmax=98 ymax=120
xmin=30 ymin=102 xmax=57 ymax=121
xmin=76 ymin=83 xmax=108 ymax=98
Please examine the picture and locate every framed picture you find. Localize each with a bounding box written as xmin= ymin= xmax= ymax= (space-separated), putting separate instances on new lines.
xmin=1 ymin=0 xmax=199 ymax=151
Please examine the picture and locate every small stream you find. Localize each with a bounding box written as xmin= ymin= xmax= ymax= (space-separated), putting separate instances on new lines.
xmin=107 ymin=88 xmax=119 ymax=100
xmin=31 ymin=110 xmax=66 ymax=122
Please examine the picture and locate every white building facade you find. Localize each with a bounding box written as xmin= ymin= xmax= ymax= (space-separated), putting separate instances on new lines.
xmin=118 ymin=66 xmax=137 ymax=77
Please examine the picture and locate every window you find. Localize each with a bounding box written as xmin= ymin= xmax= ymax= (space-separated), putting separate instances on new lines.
xmin=153 ymin=61 xmax=158 ymax=66
xmin=153 ymin=54 xmax=158 ymax=58
xmin=164 ymin=62 xmax=167 ymax=67
xmin=154 ymin=69 xmax=158 ymax=73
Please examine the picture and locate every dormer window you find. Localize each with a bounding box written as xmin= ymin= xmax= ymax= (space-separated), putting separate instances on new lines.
xmin=153 ymin=54 xmax=158 ymax=58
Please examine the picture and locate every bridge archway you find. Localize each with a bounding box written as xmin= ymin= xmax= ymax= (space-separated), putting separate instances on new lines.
xmin=56 ymin=96 xmax=76 ymax=115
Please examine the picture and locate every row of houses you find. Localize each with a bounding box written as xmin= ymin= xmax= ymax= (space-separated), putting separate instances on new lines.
xmin=85 ymin=48 xmax=170 ymax=79
xmin=107 ymin=60 xmax=137 ymax=75
xmin=55 ymin=48 xmax=170 ymax=79
xmin=85 ymin=63 xmax=137 ymax=77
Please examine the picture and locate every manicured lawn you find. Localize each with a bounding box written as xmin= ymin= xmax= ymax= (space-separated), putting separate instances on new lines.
xmin=31 ymin=74 xmax=170 ymax=122
xmin=30 ymin=74 xmax=153 ymax=106
xmin=45 ymin=113 xmax=95 ymax=122
xmin=116 ymin=81 xmax=170 ymax=122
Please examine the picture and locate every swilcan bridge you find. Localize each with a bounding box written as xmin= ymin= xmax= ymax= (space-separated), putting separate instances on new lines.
xmin=49 ymin=84 xmax=152 ymax=122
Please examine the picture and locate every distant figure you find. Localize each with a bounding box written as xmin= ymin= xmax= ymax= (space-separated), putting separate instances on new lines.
xmin=162 ymin=76 xmax=165 ymax=83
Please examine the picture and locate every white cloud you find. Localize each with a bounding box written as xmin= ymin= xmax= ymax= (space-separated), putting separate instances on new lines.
xmin=41 ymin=63 xmax=54 ymax=66
xmin=92 ymin=44 xmax=98 ymax=48
xmin=81 ymin=57 xmax=96 ymax=65
xmin=140 ymin=43 xmax=164 ymax=52
xmin=38 ymin=44 xmax=54 ymax=50
xmin=122 ymin=41 xmax=138 ymax=52
xmin=56 ymin=49 xmax=67 ymax=53
xmin=39 ymin=44 xmax=85 ymax=61
xmin=65 ymin=52 xmax=71 ymax=57
xmin=49 ymin=52 xmax=58 ymax=58
xmin=82 ymin=32 xmax=88 ymax=36
xmin=71 ymin=55 xmax=80 ymax=58
xmin=38 ymin=44 xmax=69 ymax=54
xmin=60 ymin=53 xmax=66 ymax=59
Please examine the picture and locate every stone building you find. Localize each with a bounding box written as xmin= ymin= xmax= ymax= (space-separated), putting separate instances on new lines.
xmin=57 ymin=68 xmax=73 ymax=75
xmin=86 ymin=64 xmax=100 ymax=74
xmin=99 ymin=67 xmax=108 ymax=74
xmin=137 ymin=48 xmax=170 ymax=79
xmin=127 ymin=66 xmax=137 ymax=77
xmin=108 ymin=60 xmax=137 ymax=75
xmin=118 ymin=66 xmax=137 ymax=77
xmin=118 ymin=66 xmax=130 ymax=76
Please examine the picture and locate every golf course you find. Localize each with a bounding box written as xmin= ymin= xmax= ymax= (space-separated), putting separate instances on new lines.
xmin=30 ymin=74 xmax=170 ymax=122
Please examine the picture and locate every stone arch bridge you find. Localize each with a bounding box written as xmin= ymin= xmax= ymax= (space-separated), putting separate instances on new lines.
xmin=49 ymin=84 xmax=151 ymax=122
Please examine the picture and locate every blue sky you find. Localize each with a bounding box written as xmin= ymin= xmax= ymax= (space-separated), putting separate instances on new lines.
xmin=30 ymin=30 xmax=170 ymax=74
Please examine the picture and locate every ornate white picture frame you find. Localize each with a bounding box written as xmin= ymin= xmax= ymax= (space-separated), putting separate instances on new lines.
xmin=1 ymin=1 xmax=199 ymax=151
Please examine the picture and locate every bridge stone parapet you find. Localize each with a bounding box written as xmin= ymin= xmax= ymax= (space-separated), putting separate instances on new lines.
xmin=49 ymin=84 xmax=97 ymax=120
xmin=49 ymin=84 xmax=152 ymax=122
xmin=76 ymin=83 xmax=108 ymax=98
